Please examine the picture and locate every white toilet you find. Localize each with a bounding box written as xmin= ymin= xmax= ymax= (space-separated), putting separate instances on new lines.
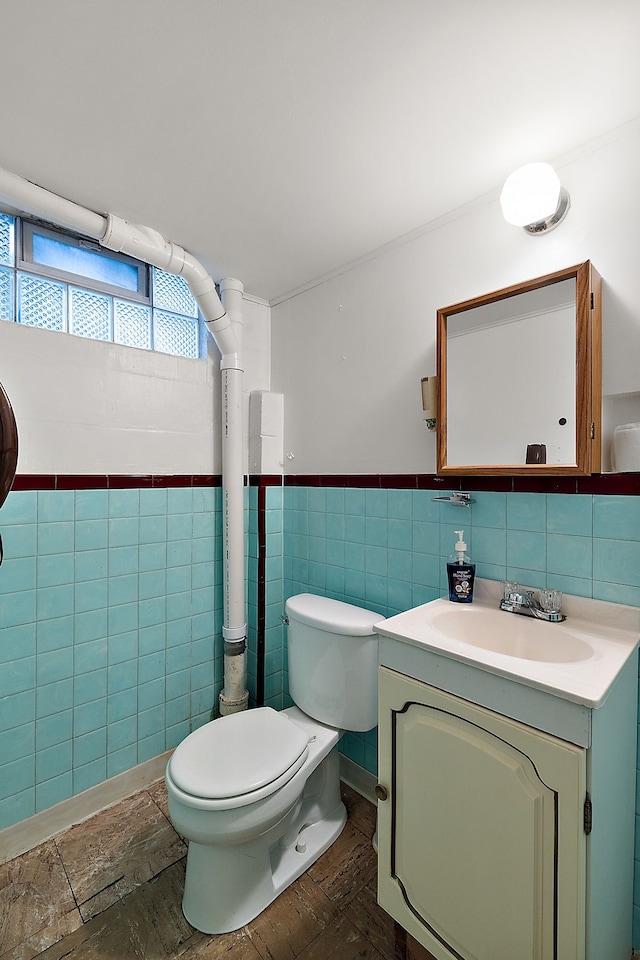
xmin=165 ymin=592 xmax=382 ymax=934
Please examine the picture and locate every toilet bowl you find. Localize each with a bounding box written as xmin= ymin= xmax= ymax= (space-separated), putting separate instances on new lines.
xmin=165 ymin=593 xmax=381 ymax=934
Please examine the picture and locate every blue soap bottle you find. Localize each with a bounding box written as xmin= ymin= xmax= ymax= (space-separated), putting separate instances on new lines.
xmin=447 ymin=530 xmax=475 ymax=603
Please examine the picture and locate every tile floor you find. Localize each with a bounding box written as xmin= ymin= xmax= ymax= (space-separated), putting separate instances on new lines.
xmin=0 ymin=779 xmax=399 ymax=960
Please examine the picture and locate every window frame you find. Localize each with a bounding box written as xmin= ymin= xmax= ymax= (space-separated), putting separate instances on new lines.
xmin=1 ymin=207 xmax=205 ymax=360
xmin=19 ymin=219 xmax=150 ymax=303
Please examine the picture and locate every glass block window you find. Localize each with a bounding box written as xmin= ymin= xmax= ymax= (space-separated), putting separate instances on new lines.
xmin=152 ymin=268 xmax=199 ymax=318
xmin=69 ymin=287 xmax=112 ymax=341
xmin=1 ymin=210 xmax=205 ymax=358
xmin=0 ymin=267 xmax=14 ymax=323
xmin=153 ymin=309 xmax=200 ymax=358
xmin=17 ymin=273 xmax=66 ymax=331
xmin=0 ymin=213 xmax=14 ymax=266
xmin=114 ymin=299 xmax=152 ymax=350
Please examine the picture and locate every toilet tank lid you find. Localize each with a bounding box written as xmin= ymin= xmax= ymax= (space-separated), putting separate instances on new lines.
xmin=169 ymin=707 xmax=310 ymax=800
xmin=285 ymin=593 xmax=383 ymax=636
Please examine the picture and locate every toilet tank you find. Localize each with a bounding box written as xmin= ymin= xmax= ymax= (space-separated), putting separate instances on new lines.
xmin=285 ymin=593 xmax=382 ymax=732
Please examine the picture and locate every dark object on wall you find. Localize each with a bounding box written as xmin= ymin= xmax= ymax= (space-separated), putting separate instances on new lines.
xmin=526 ymin=443 xmax=547 ymax=464
xmin=0 ymin=379 xmax=18 ymax=510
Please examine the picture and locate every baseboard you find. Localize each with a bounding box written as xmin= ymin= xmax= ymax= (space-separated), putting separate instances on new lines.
xmin=0 ymin=750 xmax=173 ymax=864
xmin=2 ymin=752 xmax=375 ymax=866
xmin=339 ymin=754 xmax=377 ymax=805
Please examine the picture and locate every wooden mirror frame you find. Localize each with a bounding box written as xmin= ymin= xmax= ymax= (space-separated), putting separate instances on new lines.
xmin=0 ymin=380 xmax=18 ymax=509
xmin=436 ymin=261 xmax=602 ymax=476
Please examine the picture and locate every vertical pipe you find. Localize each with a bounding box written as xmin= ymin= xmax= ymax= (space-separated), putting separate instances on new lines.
xmin=0 ymin=165 xmax=251 ymax=719
xmin=218 ymin=279 xmax=249 ymax=715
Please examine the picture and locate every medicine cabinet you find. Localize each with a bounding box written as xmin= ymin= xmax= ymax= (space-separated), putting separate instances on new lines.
xmin=436 ymin=261 xmax=602 ymax=476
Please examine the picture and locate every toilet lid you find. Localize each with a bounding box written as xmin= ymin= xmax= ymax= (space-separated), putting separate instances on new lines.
xmin=168 ymin=707 xmax=310 ymax=800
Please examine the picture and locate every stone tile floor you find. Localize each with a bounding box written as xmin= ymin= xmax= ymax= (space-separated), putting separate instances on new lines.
xmin=0 ymin=780 xmax=396 ymax=960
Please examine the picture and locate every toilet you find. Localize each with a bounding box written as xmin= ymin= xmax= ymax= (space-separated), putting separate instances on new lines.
xmin=165 ymin=593 xmax=382 ymax=934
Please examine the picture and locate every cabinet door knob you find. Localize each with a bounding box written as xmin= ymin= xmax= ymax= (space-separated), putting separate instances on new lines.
xmin=375 ymin=784 xmax=388 ymax=801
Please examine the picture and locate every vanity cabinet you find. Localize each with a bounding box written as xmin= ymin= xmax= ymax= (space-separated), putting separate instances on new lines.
xmin=378 ymin=667 xmax=586 ymax=960
xmin=376 ymin=599 xmax=638 ymax=960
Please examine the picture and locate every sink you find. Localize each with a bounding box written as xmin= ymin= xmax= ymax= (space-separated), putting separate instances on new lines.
xmin=429 ymin=605 xmax=593 ymax=663
xmin=375 ymin=579 xmax=640 ymax=709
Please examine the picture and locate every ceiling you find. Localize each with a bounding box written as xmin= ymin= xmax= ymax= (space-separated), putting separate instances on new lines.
xmin=2 ymin=0 xmax=640 ymax=302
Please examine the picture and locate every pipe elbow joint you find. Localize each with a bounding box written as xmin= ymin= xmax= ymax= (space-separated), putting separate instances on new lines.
xmin=101 ymin=214 xmax=173 ymax=270
xmin=205 ymin=313 xmax=242 ymax=366
xmin=101 ymin=217 xmax=238 ymax=358
xmin=222 ymin=624 xmax=247 ymax=642
xmin=164 ymin=242 xmax=189 ymax=277
xmin=100 ymin=213 xmax=130 ymax=254
xmin=219 ymin=353 xmax=243 ymax=372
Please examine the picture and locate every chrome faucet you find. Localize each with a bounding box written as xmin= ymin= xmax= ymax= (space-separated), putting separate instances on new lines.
xmin=499 ymin=584 xmax=566 ymax=623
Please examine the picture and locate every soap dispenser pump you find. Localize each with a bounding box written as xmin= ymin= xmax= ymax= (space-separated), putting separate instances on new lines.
xmin=447 ymin=529 xmax=476 ymax=603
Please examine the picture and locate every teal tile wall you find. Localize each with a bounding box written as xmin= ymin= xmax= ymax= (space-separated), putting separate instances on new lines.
xmin=3 ymin=479 xmax=640 ymax=941
xmin=281 ymin=484 xmax=640 ymax=942
xmin=284 ymin=486 xmax=640 ymax=637
xmin=0 ymin=485 xmax=224 ymax=830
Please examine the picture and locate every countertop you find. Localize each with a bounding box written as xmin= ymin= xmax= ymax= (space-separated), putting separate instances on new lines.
xmin=375 ymin=579 xmax=640 ymax=708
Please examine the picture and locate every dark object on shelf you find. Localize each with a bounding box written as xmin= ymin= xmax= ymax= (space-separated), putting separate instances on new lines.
xmin=526 ymin=443 xmax=546 ymax=464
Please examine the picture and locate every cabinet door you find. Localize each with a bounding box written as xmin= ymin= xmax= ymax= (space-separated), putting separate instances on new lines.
xmin=378 ymin=667 xmax=587 ymax=960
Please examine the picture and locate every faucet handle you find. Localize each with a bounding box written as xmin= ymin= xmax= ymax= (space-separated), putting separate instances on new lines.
xmin=538 ymin=589 xmax=563 ymax=614
xmin=501 ymin=580 xmax=521 ymax=601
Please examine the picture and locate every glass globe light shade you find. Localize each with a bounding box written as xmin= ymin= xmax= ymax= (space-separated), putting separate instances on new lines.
xmin=500 ymin=162 xmax=562 ymax=227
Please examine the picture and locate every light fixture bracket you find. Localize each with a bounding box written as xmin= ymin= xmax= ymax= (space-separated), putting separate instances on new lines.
xmin=523 ymin=187 xmax=570 ymax=235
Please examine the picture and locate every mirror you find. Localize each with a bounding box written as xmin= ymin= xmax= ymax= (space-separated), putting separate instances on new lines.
xmin=0 ymin=379 xmax=18 ymax=510
xmin=437 ymin=262 xmax=601 ymax=476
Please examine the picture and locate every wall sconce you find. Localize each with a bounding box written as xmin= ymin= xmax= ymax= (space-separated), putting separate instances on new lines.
xmin=421 ymin=376 xmax=437 ymax=431
xmin=500 ymin=162 xmax=570 ymax=234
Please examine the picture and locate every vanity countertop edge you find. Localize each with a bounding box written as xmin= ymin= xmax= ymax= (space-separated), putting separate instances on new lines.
xmin=375 ymin=579 xmax=639 ymax=714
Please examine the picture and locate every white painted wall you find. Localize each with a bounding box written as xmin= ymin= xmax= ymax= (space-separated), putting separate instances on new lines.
xmin=5 ymin=120 xmax=640 ymax=481
xmin=0 ymin=293 xmax=270 ymax=474
xmin=271 ymin=121 xmax=640 ymax=475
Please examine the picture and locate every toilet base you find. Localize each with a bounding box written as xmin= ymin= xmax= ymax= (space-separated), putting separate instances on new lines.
xmin=182 ymin=798 xmax=346 ymax=934
xmin=181 ymin=739 xmax=347 ymax=934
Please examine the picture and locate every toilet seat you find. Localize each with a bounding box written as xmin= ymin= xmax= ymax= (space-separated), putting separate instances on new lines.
xmin=168 ymin=707 xmax=310 ymax=804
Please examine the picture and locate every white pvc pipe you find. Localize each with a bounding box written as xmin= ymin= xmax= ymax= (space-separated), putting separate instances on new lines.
xmin=0 ymin=165 xmax=248 ymax=714
xmin=218 ymin=278 xmax=249 ymax=715
xmin=101 ymin=214 xmax=244 ymax=364
xmin=0 ymin=167 xmax=106 ymax=239
xmin=0 ymin=169 xmax=236 ymax=350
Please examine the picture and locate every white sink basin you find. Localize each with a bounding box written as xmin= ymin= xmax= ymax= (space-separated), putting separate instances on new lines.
xmin=429 ymin=605 xmax=593 ymax=663
xmin=374 ymin=580 xmax=640 ymax=707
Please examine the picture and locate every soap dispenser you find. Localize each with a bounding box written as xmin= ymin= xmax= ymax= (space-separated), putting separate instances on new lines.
xmin=447 ymin=530 xmax=476 ymax=603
